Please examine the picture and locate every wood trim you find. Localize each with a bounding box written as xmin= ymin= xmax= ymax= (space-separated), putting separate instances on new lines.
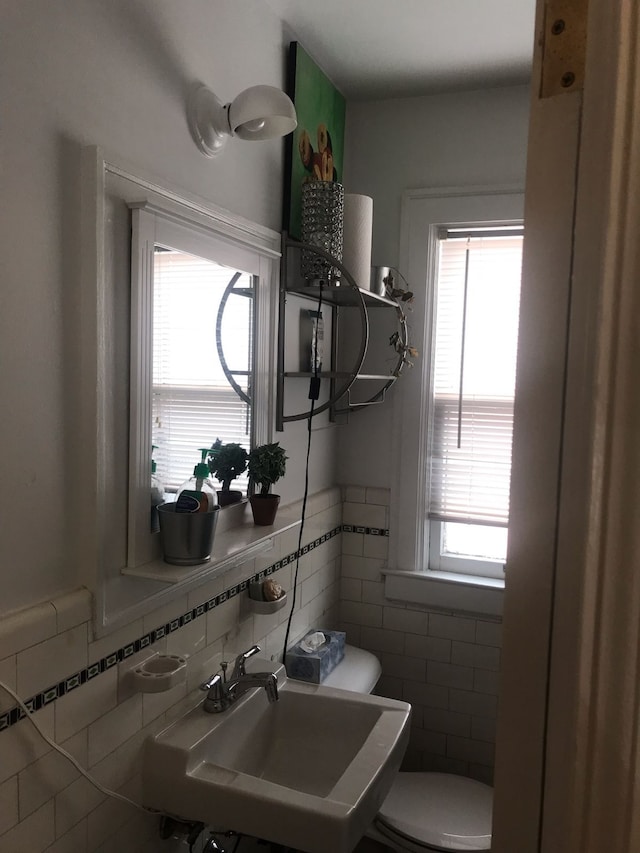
xmin=491 ymin=0 xmax=583 ymax=849
xmin=127 ymin=208 xmax=156 ymax=569
xmin=495 ymin=0 xmax=640 ymax=850
xmin=78 ymin=146 xmax=107 ymax=619
xmin=550 ymin=0 xmax=640 ymax=850
xmin=104 ymin=156 xmax=281 ymax=257
xmin=394 ymin=188 xmax=524 ymax=578
xmin=80 ymin=147 xmax=282 ymax=637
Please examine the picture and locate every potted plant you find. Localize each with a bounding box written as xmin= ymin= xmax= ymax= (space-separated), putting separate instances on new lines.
xmin=247 ymin=442 xmax=287 ymax=525
xmin=206 ymin=439 xmax=248 ymax=506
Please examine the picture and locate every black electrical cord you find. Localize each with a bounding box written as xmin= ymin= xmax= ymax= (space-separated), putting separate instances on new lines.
xmin=282 ymin=283 xmax=324 ymax=663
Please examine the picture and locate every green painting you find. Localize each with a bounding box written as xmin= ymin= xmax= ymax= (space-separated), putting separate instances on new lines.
xmin=284 ymin=42 xmax=346 ymax=240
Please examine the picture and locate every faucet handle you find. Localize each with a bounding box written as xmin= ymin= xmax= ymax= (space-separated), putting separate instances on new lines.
xmin=265 ymin=672 xmax=279 ymax=704
xmin=200 ymin=672 xmax=223 ymax=693
xmin=231 ymin=644 xmax=261 ymax=678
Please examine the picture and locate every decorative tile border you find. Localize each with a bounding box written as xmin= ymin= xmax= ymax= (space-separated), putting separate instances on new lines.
xmin=0 ymin=523 xmax=388 ymax=732
xmin=342 ymin=525 xmax=390 ymax=537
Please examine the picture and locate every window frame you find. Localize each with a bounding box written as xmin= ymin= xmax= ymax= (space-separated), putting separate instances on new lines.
xmin=80 ymin=147 xmax=281 ymax=635
xmin=128 ymin=203 xmax=273 ymax=569
xmin=428 ymin=521 xmax=507 ymax=579
xmin=427 ymin=225 xmax=523 ymax=579
xmin=388 ymin=186 xmax=524 ymax=605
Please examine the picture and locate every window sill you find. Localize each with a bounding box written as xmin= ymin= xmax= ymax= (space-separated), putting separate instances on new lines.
xmin=383 ymin=569 xmax=504 ymax=618
xmin=122 ymin=509 xmax=301 ymax=586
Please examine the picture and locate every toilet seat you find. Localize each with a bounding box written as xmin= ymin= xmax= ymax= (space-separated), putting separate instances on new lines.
xmin=375 ymin=772 xmax=492 ymax=851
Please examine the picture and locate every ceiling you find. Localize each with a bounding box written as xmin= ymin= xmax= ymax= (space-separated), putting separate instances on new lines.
xmin=264 ymin=0 xmax=536 ymax=100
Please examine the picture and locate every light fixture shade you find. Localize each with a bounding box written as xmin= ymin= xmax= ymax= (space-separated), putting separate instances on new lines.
xmin=228 ymin=85 xmax=297 ymax=140
xmin=188 ymin=83 xmax=297 ymax=157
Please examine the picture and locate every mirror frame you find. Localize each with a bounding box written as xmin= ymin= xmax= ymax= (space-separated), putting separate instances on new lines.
xmin=80 ymin=146 xmax=280 ymax=636
xmin=128 ymin=203 xmax=265 ymax=568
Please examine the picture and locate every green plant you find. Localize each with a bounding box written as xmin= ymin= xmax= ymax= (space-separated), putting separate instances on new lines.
xmin=248 ymin=442 xmax=288 ymax=496
xmin=206 ymin=439 xmax=248 ymax=491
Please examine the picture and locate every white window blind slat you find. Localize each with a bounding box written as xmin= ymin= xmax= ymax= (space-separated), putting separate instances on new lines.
xmin=152 ymin=249 xmax=253 ymax=492
xmin=429 ymin=233 xmax=523 ymax=527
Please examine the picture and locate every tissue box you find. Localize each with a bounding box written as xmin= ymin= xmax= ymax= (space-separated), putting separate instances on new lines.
xmin=285 ymin=630 xmax=346 ymax=684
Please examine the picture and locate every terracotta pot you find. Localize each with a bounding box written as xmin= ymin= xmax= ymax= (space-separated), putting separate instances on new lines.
xmin=216 ymin=489 xmax=243 ymax=507
xmin=249 ymin=494 xmax=280 ymax=526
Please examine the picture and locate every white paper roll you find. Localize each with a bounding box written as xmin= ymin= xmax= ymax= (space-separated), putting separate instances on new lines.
xmin=343 ymin=194 xmax=373 ymax=290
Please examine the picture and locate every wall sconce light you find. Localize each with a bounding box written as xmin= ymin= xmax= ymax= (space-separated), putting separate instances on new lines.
xmin=188 ymin=84 xmax=297 ymax=157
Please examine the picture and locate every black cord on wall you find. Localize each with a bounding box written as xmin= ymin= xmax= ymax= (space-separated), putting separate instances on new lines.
xmin=281 ymin=284 xmax=324 ymax=664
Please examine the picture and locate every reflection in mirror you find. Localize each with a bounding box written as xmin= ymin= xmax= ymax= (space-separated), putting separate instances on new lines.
xmin=152 ymin=246 xmax=254 ymax=498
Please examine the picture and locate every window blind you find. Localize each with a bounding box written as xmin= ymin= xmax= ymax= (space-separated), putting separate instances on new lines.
xmin=152 ymin=248 xmax=253 ymax=492
xmin=428 ymin=231 xmax=523 ymax=527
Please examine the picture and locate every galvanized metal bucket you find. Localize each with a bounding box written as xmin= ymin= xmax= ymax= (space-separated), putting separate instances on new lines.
xmin=157 ymin=502 xmax=219 ymax=566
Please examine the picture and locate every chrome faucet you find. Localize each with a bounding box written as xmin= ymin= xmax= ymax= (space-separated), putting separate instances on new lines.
xmin=230 ymin=644 xmax=261 ymax=678
xmin=200 ymin=645 xmax=278 ymax=714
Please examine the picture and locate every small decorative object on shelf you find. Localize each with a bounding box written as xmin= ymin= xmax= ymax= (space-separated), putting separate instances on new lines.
xmin=373 ymin=266 xmax=420 ymax=371
xmin=380 ymin=266 xmax=414 ymax=304
xmin=248 ymin=579 xmax=288 ymax=613
xmin=248 ymin=442 xmax=288 ymax=525
xmin=370 ymin=265 xmax=392 ymax=298
xmin=207 ymin=438 xmax=248 ymax=506
xmin=301 ymin=180 xmax=345 ymax=282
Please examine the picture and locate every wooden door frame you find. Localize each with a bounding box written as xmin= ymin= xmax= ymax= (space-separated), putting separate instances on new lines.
xmin=494 ymin=1 xmax=640 ymax=850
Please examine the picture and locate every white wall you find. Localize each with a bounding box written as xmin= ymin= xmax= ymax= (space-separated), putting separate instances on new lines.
xmin=0 ymin=0 xmax=337 ymax=616
xmin=338 ymin=85 xmax=530 ymax=487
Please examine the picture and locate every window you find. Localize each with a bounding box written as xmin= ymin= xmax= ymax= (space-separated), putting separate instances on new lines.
xmin=428 ymin=228 xmax=523 ymax=578
xmin=389 ymin=187 xmax=524 ymax=602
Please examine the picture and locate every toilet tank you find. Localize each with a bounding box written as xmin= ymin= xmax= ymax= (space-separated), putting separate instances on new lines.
xmin=321 ymin=645 xmax=382 ymax=694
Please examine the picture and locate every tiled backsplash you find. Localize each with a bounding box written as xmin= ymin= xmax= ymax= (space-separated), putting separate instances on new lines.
xmin=338 ymin=486 xmax=502 ymax=785
xmin=0 ymin=484 xmax=503 ymax=852
xmin=0 ymin=489 xmax=342 ymax=853
xmin=0 ymin=529 xmax=342 ymax=734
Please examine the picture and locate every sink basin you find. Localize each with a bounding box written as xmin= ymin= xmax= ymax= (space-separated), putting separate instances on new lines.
xmin=143 ymin=659 xmax=410 ymax=853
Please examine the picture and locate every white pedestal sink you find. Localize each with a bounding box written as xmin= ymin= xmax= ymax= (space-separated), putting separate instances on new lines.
xmin=143 ymin=658 xmax=410 ymax=852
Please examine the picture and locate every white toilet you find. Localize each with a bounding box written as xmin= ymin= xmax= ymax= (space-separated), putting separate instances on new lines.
xmin=322 ymin=646 xmax=493 ymax=852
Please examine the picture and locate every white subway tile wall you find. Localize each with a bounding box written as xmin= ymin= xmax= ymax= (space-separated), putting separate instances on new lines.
xmin=0 ymin=489 xmax=342 ymax=853
xmin=0 ymin=484 xmax=502 ymax=851
xmin=338 ymin=486 xmax=502 ymax=785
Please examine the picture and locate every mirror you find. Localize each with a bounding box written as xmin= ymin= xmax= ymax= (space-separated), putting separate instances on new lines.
xmin=80 ymin=147 xmax=279 ymax=635
xmin=128 ymin=201 xmax=271 ymax=569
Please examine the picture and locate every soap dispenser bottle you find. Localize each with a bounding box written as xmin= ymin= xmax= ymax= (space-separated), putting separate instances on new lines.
xmin=176 ymin=449 xmax=217 ymax=513
xmin=150 ymin=445 xmax=164 ymax=533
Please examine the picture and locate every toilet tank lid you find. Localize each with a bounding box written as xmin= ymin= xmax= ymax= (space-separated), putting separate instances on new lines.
xmin=321 ymin=645 xmax=381 ymax=693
